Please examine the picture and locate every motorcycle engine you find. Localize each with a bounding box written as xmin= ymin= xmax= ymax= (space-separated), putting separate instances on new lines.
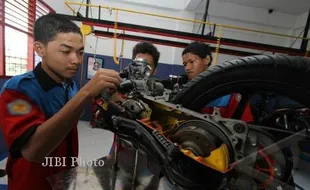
xmin=107 ymin=58 xmax=236 ymax=189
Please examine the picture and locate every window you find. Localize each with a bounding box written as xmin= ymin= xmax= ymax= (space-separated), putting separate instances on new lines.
xmin=36 ymin=0 xmax=50 ymax=19
xmin=5 ymin=27 xmax=28 ymax=76
xmin=4 ymin=0 xmax=31 ymax=76
xmin=5 ymin=0 xmax=29 ymax=32
xmin=1 ymin=0 xmax=54 ymax=77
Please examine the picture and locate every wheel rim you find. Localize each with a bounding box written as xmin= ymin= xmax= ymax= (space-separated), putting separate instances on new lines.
xmin=174 ymin=80 xmax=310 ymax=189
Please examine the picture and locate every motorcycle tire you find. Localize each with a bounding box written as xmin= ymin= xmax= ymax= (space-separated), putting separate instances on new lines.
xmin=173 ymin=54 xmax=310 ymax=189
xmin=173 ymin=55 xmax=310 ymax=109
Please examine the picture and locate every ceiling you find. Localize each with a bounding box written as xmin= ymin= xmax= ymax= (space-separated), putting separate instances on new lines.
xmin=104 ymin=0 xmax=189 ymax=10
xmin=192 ymin=0 xmax=310 ymax=15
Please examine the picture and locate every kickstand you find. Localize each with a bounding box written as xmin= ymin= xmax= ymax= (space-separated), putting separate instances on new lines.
xmin=131 ymin=150 xmax=139 ymax=190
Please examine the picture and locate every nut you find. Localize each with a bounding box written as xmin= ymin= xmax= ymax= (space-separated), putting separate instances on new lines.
xmin=234 ymin=124 xmax=245 ymax=133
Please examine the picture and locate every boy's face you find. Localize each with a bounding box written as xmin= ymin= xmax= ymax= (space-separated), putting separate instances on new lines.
xmin=182 ymin=52 xmax=210 ymax=80
xmin=35 ymin=32 xmax=84 ymax=80
xmin=135 ymin=53 xmax=156 ymax=75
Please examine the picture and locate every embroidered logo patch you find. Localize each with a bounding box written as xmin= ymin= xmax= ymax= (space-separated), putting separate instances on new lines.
xmin=7 ymin=99 xmax=32 ymax=116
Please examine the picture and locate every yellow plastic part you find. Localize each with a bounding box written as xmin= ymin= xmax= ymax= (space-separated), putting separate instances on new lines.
xmin=180 ymin=144 xmax=230 ymax=173
xmin=80 ymin=24 xmax=93 ymax=36
xmin=113 ymin=10 xmax=119 ymax=65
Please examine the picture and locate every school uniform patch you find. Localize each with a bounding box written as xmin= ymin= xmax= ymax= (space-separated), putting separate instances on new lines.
xmin=7 ymin=99 xmax=32 ymax=115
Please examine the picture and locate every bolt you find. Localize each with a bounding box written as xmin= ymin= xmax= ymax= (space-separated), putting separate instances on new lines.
xmin=232 ymin=138 xmax=238 ymax=145
xmin=274 ymin=168 xmax=282 ymax=177
xmin=234 ymin=124 xmax=245 ymax=133
xmin=251 ymin=140 xmax=257 ymax=147
xmin=112 ymin=116 xmax=118 ymax=126
xmin=248 ymin=135 xmax=257 ymax=147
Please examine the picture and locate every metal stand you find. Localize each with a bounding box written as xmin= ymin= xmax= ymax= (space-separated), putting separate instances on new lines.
xmin=131 ymin=150 xmax=139 ymax=190
xmin=112 ymin=135 xmax=120 ymax=190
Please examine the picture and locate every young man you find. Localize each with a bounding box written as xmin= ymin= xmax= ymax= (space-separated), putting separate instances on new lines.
xmin=107 ymin=41 xmax=160 ymax=154
xmin=131 ymin=41 xmax=160 ymax=75
xmin=0 ymin=14 xmax=121 ymax=190
xmin=181 ymin=41 xmax=253 ymax=122
xmin=182 ymin=41 xmax=212 ymax=81
xmin=160 ymin=41 xmax=211 ymax=90
xmin=95 ymin=42 xmax=161 ymax=189
xmin=90 ymin=41 xmax=160 ymax=126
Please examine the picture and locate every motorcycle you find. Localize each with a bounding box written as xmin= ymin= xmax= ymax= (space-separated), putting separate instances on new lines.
xmin=49 ymin=55 xmax=310 ymax=190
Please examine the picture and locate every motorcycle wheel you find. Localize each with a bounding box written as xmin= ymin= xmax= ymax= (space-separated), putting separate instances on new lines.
xmin=173 ymin=55 xmax=310 ymax=189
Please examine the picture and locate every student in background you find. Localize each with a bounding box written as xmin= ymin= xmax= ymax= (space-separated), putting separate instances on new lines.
xmin=107 ymin=41 xmax=160 ymax=155
xmin=181 ymin=41 xmax=253 ymax=122
xmin=131 ymin=41 xmax=160 ymax=75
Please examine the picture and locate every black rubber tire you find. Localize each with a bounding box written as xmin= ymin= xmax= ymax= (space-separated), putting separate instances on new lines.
xmin=173 ymin=54 xmax=310 ymax=109
xmin=172 ymin=54 xmax=310 ymax=188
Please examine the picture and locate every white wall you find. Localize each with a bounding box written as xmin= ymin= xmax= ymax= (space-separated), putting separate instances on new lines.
xmin=192 ymin=0 xmax=304 ymax=64
xmin=108 ymin=0 xmax=190 ymax=11
xmin=289 ymin=12 xmax=309 ymax=49
xmin=60 ymin=0 xmax=195 ymax=66
xmin=43 ymin=0 xmax=309 ymax=68
xmin=43 ymin=0 xmax=72 ymax=15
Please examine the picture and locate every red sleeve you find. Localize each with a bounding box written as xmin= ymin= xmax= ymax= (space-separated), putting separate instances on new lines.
xmin=201 ymin=93 xmax=254 ymax=123
xmin=226 ymin=93 xmax=253 ymax=122
xmin=224 ymin=93 xmax=239 ymax=118
xmin=0 ymin=89 xmax=45 ymax=157
xmin=241 ymin=104 xmax=253 ymax=123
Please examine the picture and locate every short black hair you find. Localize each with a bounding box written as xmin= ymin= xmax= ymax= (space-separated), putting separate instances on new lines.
xmin=132 ymin=42 xmax=160 ymax=69
xmin=34 ymin=14 xmax=82 ymax=44
xmin=182 ymin=41 xmax=213 ymax=66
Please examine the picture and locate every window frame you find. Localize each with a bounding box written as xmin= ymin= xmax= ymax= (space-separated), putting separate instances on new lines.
xmin=0 ymin=0 xmax=55 ymax=78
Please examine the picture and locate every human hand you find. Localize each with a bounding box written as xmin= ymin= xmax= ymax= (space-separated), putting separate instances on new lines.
xmin=81 ymin=69 xmax=122 ymax=98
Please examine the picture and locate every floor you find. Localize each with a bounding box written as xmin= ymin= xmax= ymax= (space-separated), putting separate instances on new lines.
xmin=0 ymin=121 xmax=310 ymax=190
xmin=0 ymin=121 xmax=114 ymax=189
